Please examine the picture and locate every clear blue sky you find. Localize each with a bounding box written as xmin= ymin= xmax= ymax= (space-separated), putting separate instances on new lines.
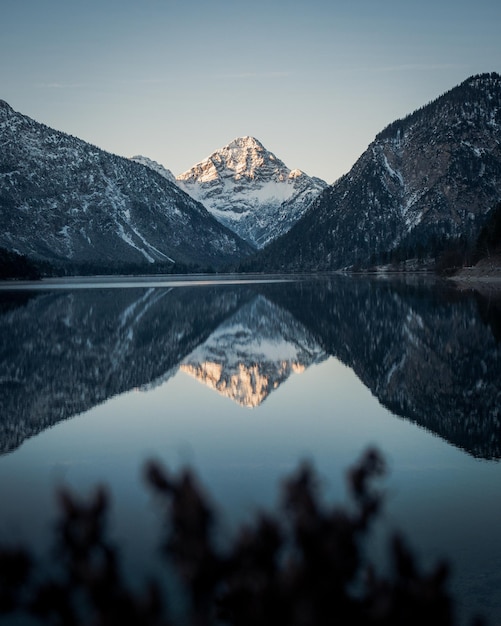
xmin=1 ymin=0 xmax=500 ymax=183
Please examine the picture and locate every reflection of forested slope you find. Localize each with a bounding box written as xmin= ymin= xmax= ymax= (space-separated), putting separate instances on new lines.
xmin=0 ymin=287 xmax=252 ymax=454
xmin=261 ymin=277 xmax=501 ymax=460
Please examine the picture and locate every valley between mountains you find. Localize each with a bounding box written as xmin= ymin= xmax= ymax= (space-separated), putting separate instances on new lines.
xmin=1 ymin=72 xmax=501 ymax=278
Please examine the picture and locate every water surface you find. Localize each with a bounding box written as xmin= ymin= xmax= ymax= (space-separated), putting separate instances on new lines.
xmin=0 ymin=275 xmax=500 ymax=623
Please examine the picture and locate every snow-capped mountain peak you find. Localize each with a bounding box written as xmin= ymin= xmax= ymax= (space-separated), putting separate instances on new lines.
xmin=177 ymin=136 xmax=289 ymax=184
xmin=176 ymin=137 xmax=327 ymax=248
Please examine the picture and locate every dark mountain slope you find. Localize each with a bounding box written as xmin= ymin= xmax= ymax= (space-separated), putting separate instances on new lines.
xmin=255 ymin=73 xmax=501 ymax=271
xmin=0 ymin=101 xmax=253 ymax=270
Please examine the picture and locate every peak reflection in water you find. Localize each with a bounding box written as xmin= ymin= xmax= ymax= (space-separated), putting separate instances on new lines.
xmin=0 ymin=277 xmax=500 ymax=459
xmin=180 ymin=294 xmax=327 ymax=407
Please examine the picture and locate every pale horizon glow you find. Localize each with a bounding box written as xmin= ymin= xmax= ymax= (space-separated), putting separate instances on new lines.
xmin=1 ymin=0 xmax=500 ymax=183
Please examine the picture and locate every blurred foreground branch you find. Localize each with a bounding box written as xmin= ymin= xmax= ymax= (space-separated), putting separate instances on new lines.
xmin=0 ymin=449 xmax=485 ymax=625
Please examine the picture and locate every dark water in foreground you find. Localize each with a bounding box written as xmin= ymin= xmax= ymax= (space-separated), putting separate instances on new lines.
xmin=0 ymin=275 xmax=500 ymax=624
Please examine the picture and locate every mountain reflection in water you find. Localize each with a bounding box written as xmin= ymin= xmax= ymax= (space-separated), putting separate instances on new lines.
xmin=180 ymin=294 xmax=327 ymax=407
xmin=0 ymin=276 xmax=500 ymax=458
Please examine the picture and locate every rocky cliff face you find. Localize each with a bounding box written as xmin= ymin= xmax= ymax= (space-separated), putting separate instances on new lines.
xmin=176 ymin=136 xmax=327 ymax=248
xmin=0 ymin=101 xmax=252 ymax=269
xmin=258 ymin=73 xmax=501 ymax=270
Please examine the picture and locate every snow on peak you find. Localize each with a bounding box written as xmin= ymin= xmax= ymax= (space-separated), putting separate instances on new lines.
xmin=228 ymin=136 xmax=265 ymax=149
xmin=177 ymin=136 xmax=292 ymax=186
xmin=175 ymin=137 xmax=328 ymax=249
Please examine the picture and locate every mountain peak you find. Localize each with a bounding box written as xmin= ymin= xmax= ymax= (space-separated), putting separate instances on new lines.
xmin=227 ymin=136 xmax=265 ymax=149
xmin=176 ymin=137 xmax=327 ymax=249
xmin=177 ymin=136 xmax=286 ymax=184
xmin=218 ymin=135 xmax=279 ymax=177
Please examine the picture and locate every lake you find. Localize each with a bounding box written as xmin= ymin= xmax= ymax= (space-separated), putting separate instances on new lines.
xmin=0 ymin=274 xmax=500 ymax=624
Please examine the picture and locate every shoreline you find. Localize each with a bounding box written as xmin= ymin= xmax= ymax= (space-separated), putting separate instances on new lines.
xmin=0 ymin=272 xmax=317 ymax=291
xmin=1 ymin=268 xmax=500 ymax=291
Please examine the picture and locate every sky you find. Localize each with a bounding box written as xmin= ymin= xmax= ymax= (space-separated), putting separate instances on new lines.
xmin=1 ymin=0 xmax=500 ymax=184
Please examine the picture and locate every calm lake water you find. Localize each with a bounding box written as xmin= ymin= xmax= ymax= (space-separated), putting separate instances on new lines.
xmin=0 ymin=275 xmax=500 ymax=624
